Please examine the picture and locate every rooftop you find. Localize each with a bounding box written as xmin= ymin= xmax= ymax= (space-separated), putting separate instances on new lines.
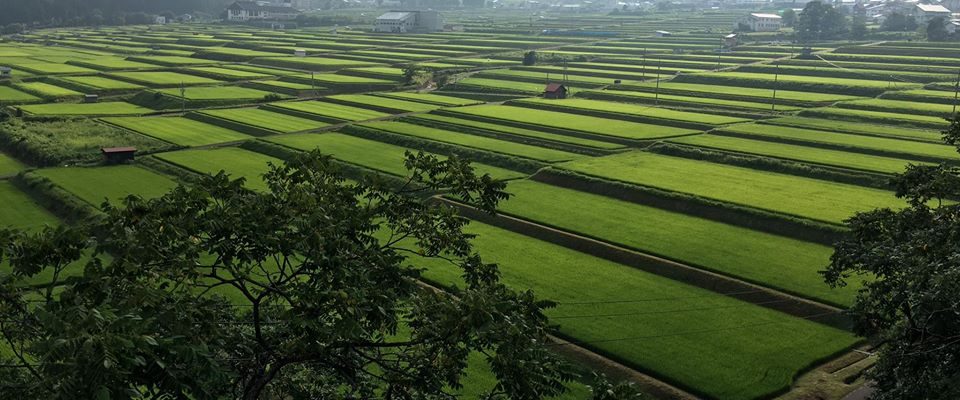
xmin=916 ymin=3 xmax=951 ymax=12
xmin=750 ymin=13 xmax=783 ymax=19
xmin=377 ymin=12 xmax=414 ymax=20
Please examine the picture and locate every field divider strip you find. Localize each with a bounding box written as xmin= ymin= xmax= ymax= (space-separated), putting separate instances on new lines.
xmin=432 ymin=196 xmax=851 ymax=330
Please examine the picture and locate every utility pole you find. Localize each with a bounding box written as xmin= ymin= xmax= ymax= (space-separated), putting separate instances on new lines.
xmin=180 ymin=81 xmax=186 ymax=113
xmin=655 ymin=56 xmax=662 ymax=105
xmin=716 ymin=38 xmax=722 ymax=70
xmin=641 ymin=48 xmax=646 ymax=79
xmin=953 ymin=68 xmax=960 ymax=115
xmin=771 ymin=63 xmax=779 ymax=112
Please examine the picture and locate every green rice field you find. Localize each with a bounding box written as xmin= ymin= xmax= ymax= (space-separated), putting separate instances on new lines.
xmin=19 ymin=101 xmax=152 ymax=117
xmin=15 ymin=82 xmax=81 ymax=98
xmin=200 ymin=108 xmax=327 ymax=133
xmin=0 ymin=181 xmax=58 ymax=231
xmin=409 ymin=114 xmax=625 ymax=150
xmin=267 ymin=101 xmax=389 ymax=121
xmin=155 ymin=147 xmax=283 ymax=192
xmin=0 ymin=86 xmax=41 ymax=104
xmin=325 ymin=94 xmax=443 ymax=113
xmin=102 ymin=116 xmax=252 ymax=147
xmin=109 ymin=71 xmax=224 ymax=86
xmin=34 ymin=165 xmax=178 ymax=205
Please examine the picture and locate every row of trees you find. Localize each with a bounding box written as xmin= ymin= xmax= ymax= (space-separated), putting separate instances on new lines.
xmin=0 ymin=0 xmax=231 ymax=27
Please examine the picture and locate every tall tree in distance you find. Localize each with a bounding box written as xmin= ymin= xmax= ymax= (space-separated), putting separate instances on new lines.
xmin=0 ymin=151 xmax=594 ymax=399
xmin=781 ymin=8 xmax=797 ymax=27
xmin=797 ymin=1 xmax=848 ymax=42
xmin=927 ymin=16 xmax=950 ymax=41
xmin=823 ymin=116 xmax=960 ymax=400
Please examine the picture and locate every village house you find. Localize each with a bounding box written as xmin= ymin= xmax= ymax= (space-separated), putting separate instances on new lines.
xmin=913 ymin=3 xmax=952 ymax=24
xmin=373 ymin=10 xmax=443 ymax=33
xmin=543 ymin=83 xmax=568 ymax=99
xmin=738 ymin=13 xmax=783 ymax=32
xmin=225 ymin=1 xmax=301 ymax=22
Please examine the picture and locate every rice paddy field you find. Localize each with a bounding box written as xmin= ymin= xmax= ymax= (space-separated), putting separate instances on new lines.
xmin=1 ymin=21 xmax=951 ymax=400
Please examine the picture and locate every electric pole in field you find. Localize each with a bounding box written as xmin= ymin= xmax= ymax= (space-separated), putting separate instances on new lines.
xmin=655 ymin=56 xmax=662 ymax=105
xmin=953 ymin=68 xmax=960 ymax=115
xmin=180 ymin=81 xmax=186 ymax=113
xmin=641 ymin=48 xmax=646 ymax=79
xmin=771 ymin=63 xmax=779 ymax=112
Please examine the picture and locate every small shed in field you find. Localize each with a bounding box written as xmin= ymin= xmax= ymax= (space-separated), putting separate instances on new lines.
xmin=83 ymin=94 xmax=99 ymax=103
xmin=543 ymin=83 xmax=567 ymax=99
xmin=101 ymin=147 xmax=137 ymax=164
xmin=0 ymin=67 xmax=11 ymax=79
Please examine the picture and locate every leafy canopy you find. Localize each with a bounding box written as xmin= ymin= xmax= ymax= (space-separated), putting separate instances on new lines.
xmin=823 ymin=116 xmax=960 ymax=400
xmin=0 ymin=151 xmax=615 ymax=400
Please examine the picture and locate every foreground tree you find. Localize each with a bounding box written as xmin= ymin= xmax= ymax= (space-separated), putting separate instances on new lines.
xmin=0 ymin=151 xmax=584 ymax=399
xmin=823 ymin=116 xmax=960 ymax=399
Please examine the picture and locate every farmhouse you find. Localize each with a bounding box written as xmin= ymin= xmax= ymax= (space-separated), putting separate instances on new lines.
xmin=543 ymin=83 xmax=568 ymax=99
xmin=739 ymin=13 xmax=783 ymax=32
xmin=373 ymin=10 xmax=443 ymax=33
xmin=224 ymin=1 xmax=301 ymax=22
xmin=913 ymin=3 xmax=952 ymax=24
xmin=101 ymin=147 xmax=137 ymax=164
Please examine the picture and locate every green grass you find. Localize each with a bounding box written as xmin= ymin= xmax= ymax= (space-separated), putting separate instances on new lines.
xmin=0 ymin=118 xmax=171 ymax=165
xmin=881 ymin=88 xmax=960 ymax=104
xmin=254 ymin=56 xmax=382 ymax=71
xmin=410 ymin=114 xmax=625 ymax=150
xmin=449 ymin=77 xmax=547 ymax=95
xmin=34 ymin=166 xmax=178 ymax=206
xmin=14 ymin=82 xmax=81 ymax=98
xmin=102 ymin=117 xmax=252 ymax=147
xmin=325 ymin=94 xmax=442 ymax=113
xmin=265 ymin=132 xmax=524 ymax=180
xmin=156 ymin=86 xmax=285 ymax=100
xmin=0 ymin=181 xmax=57 ymax=231
xmin=512 ymin=98 xmax=751 ymax=125
xmin=359 ymin=121 xmax=583 ymax=162
xmin=19 ymin=102 xmax=151 ymax=117
xmin=67 ymin=57 xmax=158 ymax=70
xmin=0 ymin=152 xmax=24 ymax=175
xmin=476 ymin=69 xmax=620 ymax=86
xmin=578 ymin=89 xmax=802 ymax=111
xmin=375 ymin=92 xmax=481 ymax=106
xmin=108 ymin=71 xmax=223 ymax=86
xmin=619 ymin=82 xmax=863 ymax=103
xmin=58 ymin=76 xmax=145 ymax=90
xmin=200 ymin=108 xmax=327 ymax=133
xmin=127 ymin=55 xmax=214 ymax=67
xmin=444 ymin=105 xmax=702 ymax=140
xmin=560 ymin=151 xmax=908 ymax=224
xmin=833 ymin=98 xmax=957 ymax=117
xmin=0 ymin=86 xmax=41 ymax=104
xmin=221 ymin=64 xmax=305 ymax=76
xmin=669 ymin=134 xmax=928 ymax=174
xmin=155 ymin=147 xmax=282 ymax=192
xmin=6 ymin=62 xmax=96 ymax=75
xmin=798 ymin=107 xmax=950 ymax=129
xmin=185 ymin=66 xmax=273 ymax=80
xmin=718 ymin=123 xmax=958 ymax=161
xmin=760 ymin=116 xmax=942 ymax=142
xmin=268 ymin=101 xmax=389 ymax=121
xmin=413 ymin=219 xmax=859 ymax=399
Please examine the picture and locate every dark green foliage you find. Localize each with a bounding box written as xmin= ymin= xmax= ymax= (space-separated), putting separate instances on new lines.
xmin=823 ymin=115 xmax=960 ymax=400
xmin=523 ymin=51 xmax=538 ymax=66
xmin=0 ymin=118 xmax=173 ymax=166
xmin=850 ymin=14 xmax=867 ymax=40
xmin=927 ymin=17 xmax=950 ymax=42
xmin=797 ymin=1 xmax=848 ymax=42
xmin=0 ymin=151 xmax=588 ymax=400
xmin=781 ymin=9 xmax=797 ymax=27
xmin=880 ymin=12 xmax=918 ymax=32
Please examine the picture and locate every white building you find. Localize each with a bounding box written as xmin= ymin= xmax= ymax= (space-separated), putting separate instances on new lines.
xmin=914 ymin=3 xmax=952 ymax=24
xmin=739 ymin=13 xmax=783 ymax=32
xmin=225 ymin=1 xmax=301 ymax=22
xmin=373 ymin=10 xmax=442 ymax=33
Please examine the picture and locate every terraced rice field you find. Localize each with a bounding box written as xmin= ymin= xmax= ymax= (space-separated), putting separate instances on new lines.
xmin=156 ymin=86 xmax=285 ymax=101
xmin=0 ymin=152 xmax=25 ymax=176
xmin=155 ymin=147 xmax=283 ymax=192
xmin=15 ymin=82 xmax=81 ymax=98
xmin=267 ymin=101 xmax=389 ymax=121
xmin=375 ymin=92 xmax=481 ymax=106
xmin=265 ymin=132 xmax=524 ymax=180
xmin=443 ymin=105 xmax=702 ymax=140
xmin=200 ymin=108 xmax=327 ymax=133
xmin=0 ymin=86 xmax=41 ymax=104
xmin=34 ymin=166 xmax=178 ymax=205
xmin=560 ymin=151 xmax=908 ymax=224
xmin=409 ymin=114 xmax=625 ymax=150
xmin=186 ymin=66 xmax=273 ymax=80
xmin=19 ymin=101 xmax=152 ymax=117
xmin=415 ymin=220 xmax=859 ymax=400
xmin=512 ymin=98 xmax=751 ymax=125
xmin=0 ymin=181 xmax=58 ymax=231
xmin=57 ymin=76 xmax=145 ymax=90
xmin=102 ymin=116 xmax=252 ymax=147
xmin=109 ymin=71 xmax=224 ymax=86
xmin=761 ymin=116 xmax=942 ymax=142
xmin=325 ymin=94 xmax=443 ymax=113
xmin=359 ymin=121 xmax=583 ymax=162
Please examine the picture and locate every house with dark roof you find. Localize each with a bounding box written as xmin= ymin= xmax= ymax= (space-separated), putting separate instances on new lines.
xmin=225 ymin=1 xmax=301 ymax=22
xmin=543 ymin=83 xmax=567 ymax=99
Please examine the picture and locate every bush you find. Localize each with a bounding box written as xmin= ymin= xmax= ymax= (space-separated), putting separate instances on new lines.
xmin=0 ymin=118 xmax=173 ymax=166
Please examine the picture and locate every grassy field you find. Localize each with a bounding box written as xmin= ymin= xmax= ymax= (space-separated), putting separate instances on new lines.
xmin=325 ymin=94 xmax=442 ymax=113
xmin=102 ymin=116 xmax=252 ymax=147
xmin=34 ymin=165 xmax=179 ymax=206
xmin=127 ymin=55 xmax=214 ymax=67
xmin=265 ymin=132 xmax=525 ymax=180
xmin=375 ymin=92 xmax=481 ymax=106
xmin=200 ymin=108 xmax=327 ymax=133
xmin=0 ymin=152 xmax=24 ymax=176
xmin=19 ymin=102 xmax=152 ymax=117
xmin=761 ymin=116 xmax=942 ymax=142
xmin=267 ymin=101 xmax=389 ymax=121
xmin=798 ymin=107 xmax=950 ymax=129
xmin=109 ymin=71 xmax=224 ymax=86
xmin=67 ymin=57 xmax=158 ymax=70
xmin=669 ymin=134 xmax=927 ymax=174
xmin=579 ymin=89 xmax=803 ymax=111
xmin=358 ymin=121 xmax=583 ymax=162
xmin=414 ymin=220 xmax=859 ymax=399
xmin=618 ymin=81 xmax=864 ymax=103
xmin=0 ymin=86 xmax=41 ymax=104
xmin=833 ymin=98 xmax=957 ymax=117
xmin=253 ymin=56 xmax=382 ymax=71
xmin=718 ymin=123 xmax=959 ymax=161
xmin=507 ymin=178 xmax=863 ymax=305
xmin=155 ymin=147 xmax=282 ymax=192
xmin=409 ymin=114 xmax=625 ymax=150
xmin=0 ymin=118 xmax=171 ymax=165
xmin=443 ymin=105 xmax=702 ymax=140
xmin=512 ymin=98 xmax=751 ymax=125
xmin=476 ymin=69 xmax=623 ymax=87
xmin=560 ymin=151 xmax=908 ymax=224
xmin=0 ymin=181 xmax=58 ymax=231
xmin=156 ymin=86 xmax=285 ymax=101
xmin=447 ymin=77 xmax=547 ymax=95
xmin=58 ymin=76 xmax=145 ymax=90
xmin=15 ymin=82 xmax=82 ymax=98
xmin=185 ymin=66 xmax=273 ymax=80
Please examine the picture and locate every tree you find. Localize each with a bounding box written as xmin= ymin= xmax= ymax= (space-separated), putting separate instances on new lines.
xmin=0 ymin=151 xmax=593 ymax=399
xmin=797 ymin=1 xmax=848 ymax=41
xmin=401 ymin=66 xmax=431 ymax=87
xmin=823 ymin=115 xmax=960 ymax=400
xmin=523 ymin=50 xmax=538 ymax=66
xmin=850 ymin=14 xmax=867 ymax=39
xmin=881 ymin=12 xmax=918 ymax=32
xmin=782 ymin=8 xmax=797 ymax=27
xmin=927 ymin=16 xmax=950 ymax=41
